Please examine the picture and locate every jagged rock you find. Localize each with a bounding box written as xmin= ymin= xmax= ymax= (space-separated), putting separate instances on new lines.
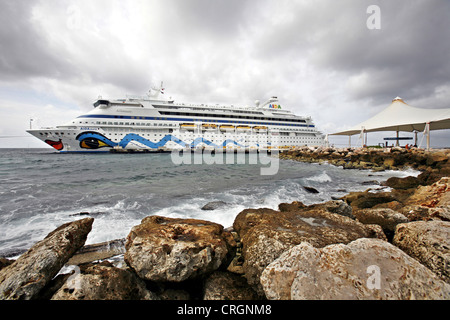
xmin=67 ymin=238 xmax=126 ymax=265
xmin=233 ymin=206 xmax=384 ymax=294
xmin=124 ymin=216 xmax=230 ymax=282
xmin=0 ymin=258 xmax=13 ymax=271
xmin=201 ymin=201 xmax=228 ymax=210
xmin=0 ymin=218 xmax=94 ymax=300
xmin=405 ymin=177 xmax=449 ymax=209
xmin=260 ymin=238 xmax=450 ymax=300
xmin=51 ymin=261 xmax=158 ymax=300
xmin=279 ymin=200 xmax=354 ymax=219
xmin=354 ymin=208 xmax=409 ymax=235
xmin=343 ymin=191 xmax=397 ymax=209
xmin=203 ymin=271 xmax=259 ymax=300
xmin=393 ymin=221 xmax=450 ymax=282
xmin=384 ymin=176 xmax=420 ymax=189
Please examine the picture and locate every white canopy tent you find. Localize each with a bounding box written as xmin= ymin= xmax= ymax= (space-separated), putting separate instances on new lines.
xmin=330 ymin=97 xmax=450 ymax=149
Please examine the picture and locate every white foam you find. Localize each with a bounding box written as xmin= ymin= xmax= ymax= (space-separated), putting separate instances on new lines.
xmin=305 ymin=171 xmax=332 ymax=183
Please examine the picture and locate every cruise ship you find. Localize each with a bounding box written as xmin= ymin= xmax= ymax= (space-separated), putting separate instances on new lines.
xmin=27 ymin=85 xmax=325 ymax=152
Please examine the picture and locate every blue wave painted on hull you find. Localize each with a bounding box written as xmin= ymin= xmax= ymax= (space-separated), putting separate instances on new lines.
xmin=76 ymin=132 xmax=247 ymax=150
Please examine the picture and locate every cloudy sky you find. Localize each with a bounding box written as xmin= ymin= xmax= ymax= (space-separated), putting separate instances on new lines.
xmin=1 ymin=0 xmax=449 ymax=148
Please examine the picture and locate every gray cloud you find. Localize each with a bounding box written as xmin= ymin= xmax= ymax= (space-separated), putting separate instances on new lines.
xmin=0 ymin=0 xmax=449 ymax=144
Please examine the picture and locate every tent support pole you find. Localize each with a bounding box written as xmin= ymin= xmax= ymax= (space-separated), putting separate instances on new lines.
xmin=396 ymin=131 xmax=399 ymax=147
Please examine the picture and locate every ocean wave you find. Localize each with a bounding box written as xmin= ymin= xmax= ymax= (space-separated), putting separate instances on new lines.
xmin=304 ymin=171 xmax=332 ymax=183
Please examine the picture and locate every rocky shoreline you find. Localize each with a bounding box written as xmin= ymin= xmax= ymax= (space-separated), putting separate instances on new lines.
xmin=0 ymin=147 xmax=449 ymax=300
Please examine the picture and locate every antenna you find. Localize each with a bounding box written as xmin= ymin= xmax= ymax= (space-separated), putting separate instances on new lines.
xmin=148 ymin=81 xmax=165 ymax=99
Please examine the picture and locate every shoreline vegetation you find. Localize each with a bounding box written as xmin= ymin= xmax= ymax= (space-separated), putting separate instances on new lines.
xmin=0 ymin=146 xmax=449 ymax=300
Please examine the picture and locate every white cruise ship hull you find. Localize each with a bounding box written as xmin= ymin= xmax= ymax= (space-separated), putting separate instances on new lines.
xmin=27 ymin=93 xmax=325 ymax=153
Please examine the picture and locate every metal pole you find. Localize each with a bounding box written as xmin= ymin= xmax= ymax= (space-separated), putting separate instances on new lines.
xmin=396 ymin=130 xmax=399 ymax=147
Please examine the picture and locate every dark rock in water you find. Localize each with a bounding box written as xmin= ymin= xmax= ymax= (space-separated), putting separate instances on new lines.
xmin=0 ymin=218 xmax=94 ymax=300
xmin=303 ymin=186 xmax=319 ymax=194
xmin=70 ymin=211 xmax=107 ymax=217
xmin=361 ymin=180 xmax=380 ymax=186
xmin=201 ymin=201 xmax=228 ymax=210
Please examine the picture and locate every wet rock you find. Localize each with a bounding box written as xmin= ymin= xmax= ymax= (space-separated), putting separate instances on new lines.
xmin=203 ymin=271 xmax=259 ymax=300
xmin=233 ymin=206 xmax=383 ymax=294
xmin=0 ymin=218 xmax=94 ymax=300
xmin=303 ymin=186 xmax=319 ymax=194
xmin=125 ymin=216 xmax=230 ymax=282
xmin=393 ymin=221 xmax=450 ymax=282
xmin=201 ymin=201 xmax=228 ymax=210
xmin=51 ymin=261 xmax=158 ymax=300
xmin=260 ymin=238 xmax=450 ymax=300
xmin=384 ymin=176 xmax=420 ymax=190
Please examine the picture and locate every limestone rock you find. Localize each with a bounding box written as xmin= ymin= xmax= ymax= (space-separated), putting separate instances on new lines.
xmin=384 ymin=176 xmax=420 ymax=190
xmin=52 ymin=261 xmax=157 ymax=300
xmin=233 ymin=207 xmax=383 ymax=293
xmin=0 ymin=218 xmax=94 ymax=300
xmin=393 ymin=221 xmax=450 ymax=282
xmin=260 ymin=238 xmax=450 ymax=300
xmin=343 ymin=191 xmax=397 ymax=210
xmin=354 ymin=208 xmax=408 ymax=234
xmin=405 ymin=177 xmax=450 ymax=211
xmin=125 ymin=216 xmax=229 ymax=282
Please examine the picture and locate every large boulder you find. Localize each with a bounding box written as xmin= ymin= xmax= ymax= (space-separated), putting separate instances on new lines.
xmin=233 ymin=206 xmax=384 ymax=293
xmin=260 ymin=238 xmax=450 ymax=300
xmin=393 ymin=221 xmax=450 ymax=282
xmin=124 ymin=216 xmax=230 ymax=282
xmin=51 ymin=261 xmax=157 ymax=300
xmin=0 ymin=218 xmax=94 ymax=300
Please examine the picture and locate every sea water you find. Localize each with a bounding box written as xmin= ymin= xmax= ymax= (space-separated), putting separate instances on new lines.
xmin=0 ymin=148 xmax=418 ymax=258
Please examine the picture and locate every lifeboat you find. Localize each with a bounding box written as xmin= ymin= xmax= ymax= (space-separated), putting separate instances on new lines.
xmin=202 ymin=123 xmax=217 ymax=130
xmin=236 ymin=125 xmax=251 ymax=131
xmin=253 ymin=126 xmax=268 ymax=132
xmin=220 ymin=125 xmax=235 ymax=131
xmin=180 ymin=123 xmax=196 ymax=130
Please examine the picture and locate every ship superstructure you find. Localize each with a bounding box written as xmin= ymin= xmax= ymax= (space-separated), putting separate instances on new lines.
xmin=27 ymin=85 xmax=325 ymax=152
